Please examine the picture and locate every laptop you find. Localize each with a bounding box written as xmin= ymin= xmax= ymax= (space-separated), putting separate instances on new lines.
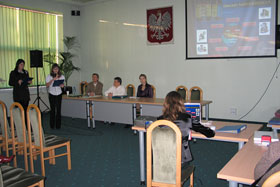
xmin=184 ymin=103 xmax=201 ymax=123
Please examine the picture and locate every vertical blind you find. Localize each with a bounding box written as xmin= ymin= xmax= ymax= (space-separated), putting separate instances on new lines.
xmin=0 ymin=4 xmax=63 ymax=88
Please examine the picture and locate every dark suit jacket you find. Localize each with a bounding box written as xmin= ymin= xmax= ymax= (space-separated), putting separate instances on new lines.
xmin=9 ymin=70 xmax=30 ymax=102
xmin=86 ymin=81 xmax=103 ymax=95
xmin=136 ymin=83 xmax=153 ymax=98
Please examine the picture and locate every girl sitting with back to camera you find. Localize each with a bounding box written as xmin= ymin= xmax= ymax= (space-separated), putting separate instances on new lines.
xmin=158 ymin=91 xmax=215 ymax=164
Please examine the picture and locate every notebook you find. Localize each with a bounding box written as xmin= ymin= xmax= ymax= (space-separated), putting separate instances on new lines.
xmin=268 ymin=117 xmax=280 ymax=125
xmin=68 ymin=94 xmax=82 ymax=97
xmin=216 ymin=124 xmax=247 ymax=134
xmin=53 ymin=79 xmax=64 ymax=87
xmin=22 ymin=77 xmax=33 ymax=85
xmin=112 ymin=95 xmax=128 ymax=99
xmin=184 ymin=103 xmax=201 ymax=123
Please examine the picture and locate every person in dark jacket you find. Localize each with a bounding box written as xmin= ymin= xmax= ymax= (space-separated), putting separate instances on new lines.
xmin=158 ymin=91 xmax=215 ymax=164
xmin=9 ymin=59 xmax=32 ymax=112
xmin=136 ymin=74 xmax=153 ymax=98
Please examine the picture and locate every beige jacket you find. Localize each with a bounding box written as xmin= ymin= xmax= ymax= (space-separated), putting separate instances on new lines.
xmin=86 ymin=81 xmax=103 ymax=95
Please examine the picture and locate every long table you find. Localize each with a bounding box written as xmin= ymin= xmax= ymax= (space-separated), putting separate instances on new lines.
xmin=132 ymin=122 xmax=262 ymax=185
xmin=217 ymin=136 xmax=270 ymax=187
xmin=62 ymin=96 xmax=213 ymax=128
xmin=267 ymin=124 xmax=280 ymax=134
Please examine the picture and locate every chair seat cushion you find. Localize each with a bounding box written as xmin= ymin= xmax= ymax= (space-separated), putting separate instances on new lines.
xmin=44 ymin=134 xmax=71 ymax=147
xmin=1 ymin=165 xmax=44 ymax=187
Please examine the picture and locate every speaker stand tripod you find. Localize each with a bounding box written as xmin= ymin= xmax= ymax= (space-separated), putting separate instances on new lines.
xmin=33 ymin=67 xmax=49 ymax=112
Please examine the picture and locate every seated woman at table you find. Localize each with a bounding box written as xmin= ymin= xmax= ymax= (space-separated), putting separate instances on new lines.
xmin=136 ymin=74 xmax=153 ymax=98
xmin=158 ymin=91 xmax=215 ymax=164
xmin=105 ymin=77 xmax=126 ymax=97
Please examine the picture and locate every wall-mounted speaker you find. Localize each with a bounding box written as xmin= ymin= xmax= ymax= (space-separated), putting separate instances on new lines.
xmin=30 ymin=50 xmax=43 ymax=68
xmin=71 ymin=10 xmax=80 ymax=16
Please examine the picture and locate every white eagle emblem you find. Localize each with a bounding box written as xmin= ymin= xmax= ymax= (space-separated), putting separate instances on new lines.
xmin=148 ymin=11 xmax=172 ymax=40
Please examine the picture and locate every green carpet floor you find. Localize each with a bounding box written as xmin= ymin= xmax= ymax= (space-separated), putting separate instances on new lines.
xmin=13 ymin=114 xmax=248 ymax=187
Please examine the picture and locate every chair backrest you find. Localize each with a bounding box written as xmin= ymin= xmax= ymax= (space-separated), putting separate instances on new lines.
xmin=27 ymin=104 xmax=45 ymax=147
xmin=150 ymin=85 xmax=156 ymax=98
xmin=10 ymin=103 xmax=26 ymax=143
xmin=80 ymin=81 xmax=88 ymax=95
xmin=0 ymin=101 xmax=11 ymax=138
xmin=0 ymin=100 xmax=11 ymax=156
xmin=10 ymin=102 xmax=29 ymax=170
xmin=147 ymin=120 xmax=182 ymax=187
xmin=126 ymin=84 xmax=135 ymax=97
xmin=189 ymin=86 xmax=203 ymax=100
xmin=176 ymin=86 xmax=188 ymax=101
xmin=263 ymin=171 xmax=280 ymax=187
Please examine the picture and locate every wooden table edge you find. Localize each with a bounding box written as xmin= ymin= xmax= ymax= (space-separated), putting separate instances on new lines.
xmin=217 ymin=173 xmax=254 ymax=184
xmin=63 ymin=96 xmax=212 ymax=106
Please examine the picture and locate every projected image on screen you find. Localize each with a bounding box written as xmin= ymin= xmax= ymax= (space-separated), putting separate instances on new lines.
xmin=186 ymin=0 xmax=277 ymax=59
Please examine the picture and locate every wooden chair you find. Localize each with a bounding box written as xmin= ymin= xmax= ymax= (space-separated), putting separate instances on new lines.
xmin=263 ymin=171 xmax=280 ymax=187
xmin=10 ymin=102 xmax=29 ymax=170
xmin=0 ymin=100 xmax=12 ymax=156
xmin=80 ymin=81 xmax=88 ymax=95
xmin=176 ymin=86 xmax=188 ymax=101
xmin=1 ymin=165 xmax=45 ymax=187
xmin=151 ymin=85 xmax=156 ymax=98
xmin=126 ymin=84 xmax=135 ymax=97
xmin=146 ymin=120 xmax=194 ymax=187
xmin=27 ymin=104 xmax=71 ymax=176
xmin=189 ymin=86 xmax=203 ymax=101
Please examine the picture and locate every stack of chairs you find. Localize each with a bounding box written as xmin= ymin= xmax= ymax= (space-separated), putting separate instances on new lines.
xmin=0 ymin=100 xmax=73 ymax=186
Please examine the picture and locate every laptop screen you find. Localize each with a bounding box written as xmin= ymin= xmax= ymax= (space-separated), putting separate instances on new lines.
xmin=184 ymin=103 xmax=201 ymax=123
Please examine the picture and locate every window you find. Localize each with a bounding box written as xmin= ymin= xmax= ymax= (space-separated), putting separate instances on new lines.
xmin=0 ymin=4 xmax=63 ymax=88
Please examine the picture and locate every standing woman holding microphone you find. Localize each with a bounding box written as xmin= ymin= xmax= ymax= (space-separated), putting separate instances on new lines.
xmin=9 ymin=59 xmax=32 ymax=112
xmin=46 ymin=64 xmax=65 ymax=129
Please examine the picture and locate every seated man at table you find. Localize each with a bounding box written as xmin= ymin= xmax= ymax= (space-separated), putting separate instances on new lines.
xmin=105 ymin=77 xmax=126 ymax=97
xmin=86 ymin=73 xmax=103 ymax=96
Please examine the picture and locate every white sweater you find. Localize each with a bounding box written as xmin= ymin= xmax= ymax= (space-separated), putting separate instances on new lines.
xmin=104 ymin=85 xmax=126 ymax=96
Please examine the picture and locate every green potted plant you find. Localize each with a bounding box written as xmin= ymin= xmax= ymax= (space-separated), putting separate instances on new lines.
xmin=44 ymin=36 xmax=80 ymax=94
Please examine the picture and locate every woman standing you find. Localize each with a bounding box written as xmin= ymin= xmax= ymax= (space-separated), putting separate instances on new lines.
xmin=9 ymin=59 xmax=32 ymax=112
xmin=158 ymin=91 xmax=215 ymax=164
xmin=136 ymin=74 xmax=153 ymax=98
xmin=46 ymin=64 xmax=65 ymax=129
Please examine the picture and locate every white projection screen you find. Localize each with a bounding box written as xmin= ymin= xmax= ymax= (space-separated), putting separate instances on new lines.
xmin=186 ymin=0 xmax=277 ymax=59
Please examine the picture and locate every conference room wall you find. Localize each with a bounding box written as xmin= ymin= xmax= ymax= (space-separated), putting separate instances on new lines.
xmin=78 ymin=0 xmax=280 ymax=122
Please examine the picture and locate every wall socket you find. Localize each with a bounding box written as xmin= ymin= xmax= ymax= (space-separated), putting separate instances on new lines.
xmin=230 ymin=108 xmax=237 ymax=116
